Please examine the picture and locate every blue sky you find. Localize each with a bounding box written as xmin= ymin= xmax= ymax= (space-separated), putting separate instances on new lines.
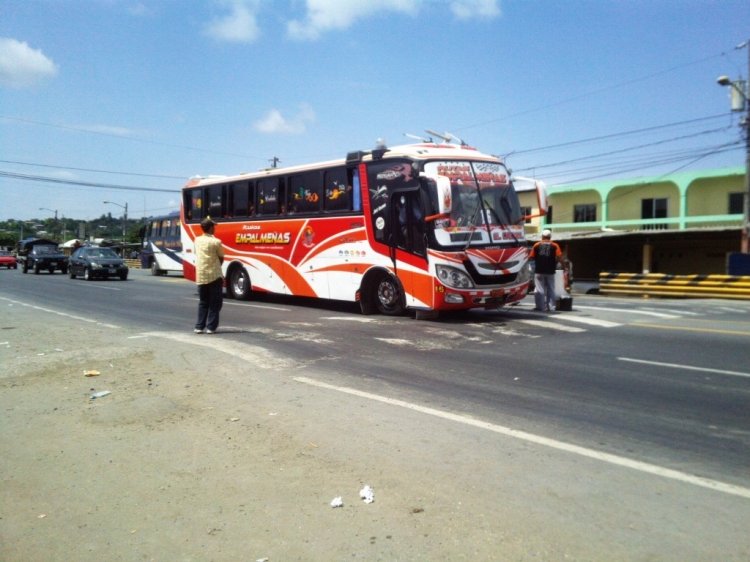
xmin=1 ymin=0 xmax=748 ymax=223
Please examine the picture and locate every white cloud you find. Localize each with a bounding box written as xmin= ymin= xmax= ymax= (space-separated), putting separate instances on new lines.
xmin=287 ymin=0 xmax=422 ymax=41
xmin=204 ymin=0 xmax=261 ymax=43
xmin=0 ymin=37 xmax=58 ymax=89
xmin=253 ymin=103 xmax=316 ymax=135
xmin=450 ymin=0 xmax=501 ymax=20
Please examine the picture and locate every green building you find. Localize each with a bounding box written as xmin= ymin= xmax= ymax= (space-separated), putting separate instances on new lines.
xmin=517 ymin=167 xmax=746 ymax=279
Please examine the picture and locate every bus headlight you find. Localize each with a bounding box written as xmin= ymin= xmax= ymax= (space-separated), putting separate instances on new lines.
xmin=516 ymin=262 xmax=531 ymax=284
xmin=436 ymin=265 xmax=474 ymax=289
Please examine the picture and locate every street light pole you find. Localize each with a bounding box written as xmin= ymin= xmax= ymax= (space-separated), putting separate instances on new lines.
xmin=103 ymin=200 xmax=129 ymax=246
xmin=717 ymin=39 xmax=750 ymax=253
xmin=39 ymin=207 xmax=58 ymax=238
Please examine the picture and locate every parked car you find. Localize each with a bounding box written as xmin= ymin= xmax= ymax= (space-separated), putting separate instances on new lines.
xmin=17 ymin=239 xmax=68 ymax=274
xmin=0 ymin=250 xmax=17 ymax=269
xmin=69 ymin=247 xmax=129 ymax=281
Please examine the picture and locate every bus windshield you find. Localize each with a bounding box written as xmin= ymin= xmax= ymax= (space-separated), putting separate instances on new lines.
xmin=423 ymin=160 xmax=524 ymax=248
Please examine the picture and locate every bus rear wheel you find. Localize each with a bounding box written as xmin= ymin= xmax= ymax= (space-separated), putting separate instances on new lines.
xmin=374 ymin=273 xmax=405 ymax=316
xmin=228 ymin=267 xmax=251 ymax=300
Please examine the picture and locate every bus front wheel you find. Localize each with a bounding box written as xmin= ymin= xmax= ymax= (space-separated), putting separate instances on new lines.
xmin=374 ymin=273 xmax=405 ymax=316
xmin=229 ymin=267 xmax=251 ymax=300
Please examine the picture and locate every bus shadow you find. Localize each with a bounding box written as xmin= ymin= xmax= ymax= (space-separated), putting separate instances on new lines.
xmin=228 ymin=292 xmax=536 ymax=325
xmin=230 ymin=292 xmax=362 ymax=315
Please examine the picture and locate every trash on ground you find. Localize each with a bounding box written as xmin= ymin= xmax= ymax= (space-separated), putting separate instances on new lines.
xmin=229 ymin=417 xmax=240 ymax=422
xmin=90 ymin=390 xmax=111 ymax=399
xmin=83 ymin=370 xmax=100 ymax=377
xmin=359 ymin=485 xmax=374 ymax=504
xmin=330 ymin=496 xmax=343 ymax=508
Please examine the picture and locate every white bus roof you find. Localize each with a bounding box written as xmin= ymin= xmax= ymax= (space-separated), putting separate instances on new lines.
xmin=184 ymin=143 xmax=506 ymax=188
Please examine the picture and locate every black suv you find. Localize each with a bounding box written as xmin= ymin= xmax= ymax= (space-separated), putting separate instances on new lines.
xmin=17 ymin=238 xmax=68 ymax=274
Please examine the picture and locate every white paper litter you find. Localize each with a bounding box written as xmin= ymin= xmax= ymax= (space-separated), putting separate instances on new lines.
xmin=330 ymin=496 xmax=343 ymax=508
xmin=90 ymin=390 xmax=111 ymax=399
xmin=359 ymin=485 xmax=374 ymax=504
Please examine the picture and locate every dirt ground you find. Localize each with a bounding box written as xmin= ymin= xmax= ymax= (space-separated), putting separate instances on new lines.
xmin=3 ymin=299 xmax=749 ymax=561
xmin=2 ymin=300 xmax=556 ymax=562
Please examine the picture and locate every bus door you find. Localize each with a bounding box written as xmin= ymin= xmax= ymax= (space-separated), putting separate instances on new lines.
xmin=392 ymin=189 xmax=426 ymax=256
xmin=389 ymin=189 xmax=427 ymax=306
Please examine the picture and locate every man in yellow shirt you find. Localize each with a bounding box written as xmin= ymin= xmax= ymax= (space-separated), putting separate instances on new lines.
xmin=194 ymin=217 xmax=225 ymax=334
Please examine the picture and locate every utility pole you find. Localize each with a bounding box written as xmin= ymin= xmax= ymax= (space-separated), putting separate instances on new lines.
xmin=717 ymin=39 xmax=750 ymax=253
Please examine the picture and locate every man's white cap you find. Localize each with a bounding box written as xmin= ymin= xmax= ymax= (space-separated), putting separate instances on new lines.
xmin=542 ymin=229 xmax=552 ymax=238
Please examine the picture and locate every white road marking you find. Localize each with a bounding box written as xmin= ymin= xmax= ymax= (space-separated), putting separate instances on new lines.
xmin=637 ymin=307 xmax=700 ymax=316
xmin=555 ymin=315 xmax=621 ymax=328
xmin=575 ymin=305 xmax=678 ymax=319
xmin=718 ymin=306 xmax=747 ymax=314
xmin=221 ymin=300 xmax=292 ymax=312
xmin=0 ymin=297 xmax=120 ymax=329
xmin=618 ymin=357 xmax=750 ymax=379
xmin=518 ymin=319 xmax=586 ymax=332
xmin=375 ymin=337 xmax=411 ymax=346
xmin=71 ymin=283 xmax=122 ymax=291
xmin=294 ymin=375 xmax=750 ymax=500
xmin=143 ymin=331 xmax=294 ymax=369
xmin=321 ymin=316 xmax=380 ymax=323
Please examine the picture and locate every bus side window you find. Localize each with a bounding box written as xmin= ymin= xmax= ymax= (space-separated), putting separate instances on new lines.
xmin=248 ymin=181 xmax=256 ymax=216
xmin=324 ymin=167 xmax=350 ymax=212
xmin=231 ymin=182 xmax=250 ymax=218
xmin=351 ymin=168 xmax=361 ymax=211
xmin=289 ymin=171 xmax=321 ymax=214
xmin=185 ymin=188 xmax=203 ymax=222
xmin=257 ymin=178 xmax=279 ymax=215
xmin=207 ymin=185 xmax=223 ymax=219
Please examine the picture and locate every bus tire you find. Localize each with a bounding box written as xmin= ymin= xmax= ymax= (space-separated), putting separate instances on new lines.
xmin=373 ymin=272 xmax=405 ymax=316
xmin=150 ymin=261 xmax=161 ymax=276
xmin=228 ymin=266 xmax=251 ymax=300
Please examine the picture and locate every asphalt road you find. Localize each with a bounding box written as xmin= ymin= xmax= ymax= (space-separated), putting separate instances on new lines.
xmin=3 ymin=266 xmax=750 ymax=559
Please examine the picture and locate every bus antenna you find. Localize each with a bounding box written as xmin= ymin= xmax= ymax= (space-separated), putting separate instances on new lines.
xmin=269 ymin=156 xmax=281 ymax=168
xmin=404 ymin=132 xmax=433 ymax=143
xmin=425 ymin=129 xmax=467 ymax=146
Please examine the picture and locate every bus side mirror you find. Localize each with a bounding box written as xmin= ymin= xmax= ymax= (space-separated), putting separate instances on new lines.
xmin=535 ymin=179 xmax=548 ymax=216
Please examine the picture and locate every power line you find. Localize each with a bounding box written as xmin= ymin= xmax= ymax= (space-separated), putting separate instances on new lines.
xmin=513 ymin=126 xmax=734 ymax=173
xmin=545 ymin=143 xmax=741 ymax=185
xmin=507 ymin=114 xmax=731 ymax=156
xmin=0 ymin=170 xmax=177 ymax=193
xmin=453 ymin=50 xmax=728 ymax=133
xmin=0 ymin=159 xmax=186 ymax=180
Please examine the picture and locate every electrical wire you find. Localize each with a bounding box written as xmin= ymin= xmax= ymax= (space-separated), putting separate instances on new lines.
xmin=0 ymin=159 xmax=186 ymax=180
xmin=0 ymin=170 xmax=177 ymax=193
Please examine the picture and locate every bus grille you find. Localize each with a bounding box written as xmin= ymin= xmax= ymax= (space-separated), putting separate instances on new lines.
xmin=464 ymin=259 xmax=518 ymax=286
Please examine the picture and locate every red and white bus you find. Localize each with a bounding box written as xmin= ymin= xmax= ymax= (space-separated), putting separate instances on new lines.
xmin=181 ymin=141 xmax=546 ymax=316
